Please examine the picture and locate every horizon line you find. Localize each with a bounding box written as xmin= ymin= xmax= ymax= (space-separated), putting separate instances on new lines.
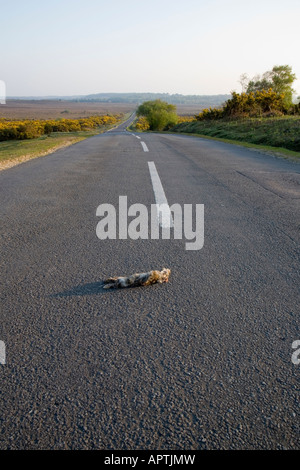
xmin=6 ymin=91 xmax=232 ymax=100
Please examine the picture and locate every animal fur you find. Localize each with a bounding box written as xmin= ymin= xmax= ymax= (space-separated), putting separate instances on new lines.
xmin=103 ymin=268 xmax=171 ymax=289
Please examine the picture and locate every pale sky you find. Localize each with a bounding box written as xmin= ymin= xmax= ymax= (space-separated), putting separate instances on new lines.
xmin=1 ymin=0 xmax=300 ymax=97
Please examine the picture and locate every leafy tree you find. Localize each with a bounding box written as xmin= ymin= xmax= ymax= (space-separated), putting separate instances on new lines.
xmin=247 ymin=65 xmax=296 ymax=108
xmin=239 ymin=73 xmax=249 ymax=93
xmin=137 ymin=99 xmax=178 ymax=131
xmin=247 ymin=74 xmax=272 ymax=93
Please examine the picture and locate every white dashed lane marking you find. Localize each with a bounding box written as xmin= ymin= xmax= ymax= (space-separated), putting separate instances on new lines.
xmin=141 ymin=141 xmax=149 ymax=152
xmin=148 ymin=161 xmax=174 ymax=228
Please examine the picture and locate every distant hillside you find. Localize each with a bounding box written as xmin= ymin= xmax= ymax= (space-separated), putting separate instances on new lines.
xmin=7 ymin=92 xmax=231 ymax=109
xmin=79 ymin=93 xmax=230 ymax=107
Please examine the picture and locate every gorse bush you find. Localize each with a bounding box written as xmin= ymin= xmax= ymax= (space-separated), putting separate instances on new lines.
xmin=135 ymin=116 xmax=150 ymax=131
xmin=195 ymin=107 xmax=224 ymax=121
xmin=225 ymin=90 xmax=287 ymax=116
xmin=195 ymin=89 xmax=293 ymax=121
xmin=177 ymin=116 xmax=194 ymax=123
xmin=0 ymin=114 xmax=122 ymax=141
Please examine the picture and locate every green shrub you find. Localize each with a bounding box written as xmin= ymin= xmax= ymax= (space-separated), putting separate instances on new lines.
xmin=137 ymin=99 xmax=178 ymax=131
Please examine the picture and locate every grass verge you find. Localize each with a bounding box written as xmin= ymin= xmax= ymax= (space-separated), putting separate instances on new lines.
xmin=168 ymin=116 xmax=300 ymax=161
xmin=0 ymin=131 xmax=98 ymax=171
xmin=164 ymin=130 xmax=300 ymax=162
xmin=0 ymin=112 xmax=134 ymax=171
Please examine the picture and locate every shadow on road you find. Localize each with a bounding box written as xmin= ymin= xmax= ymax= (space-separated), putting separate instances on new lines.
xmin=51 ymin=281 xmax=107 ymax=297
xmin=51 ymin=279 xmax=162 ymax=297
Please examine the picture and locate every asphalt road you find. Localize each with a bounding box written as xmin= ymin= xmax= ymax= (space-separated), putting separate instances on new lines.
xmin=0 ymin=115 xmax=299 ymax=450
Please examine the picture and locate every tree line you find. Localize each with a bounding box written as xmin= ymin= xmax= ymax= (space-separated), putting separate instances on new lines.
xmin=81 ymin=92 xmax=230 ymax=106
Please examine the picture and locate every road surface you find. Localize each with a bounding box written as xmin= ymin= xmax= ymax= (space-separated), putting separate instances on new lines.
xmin=0 ymin=115 xmax=299 ymax=449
